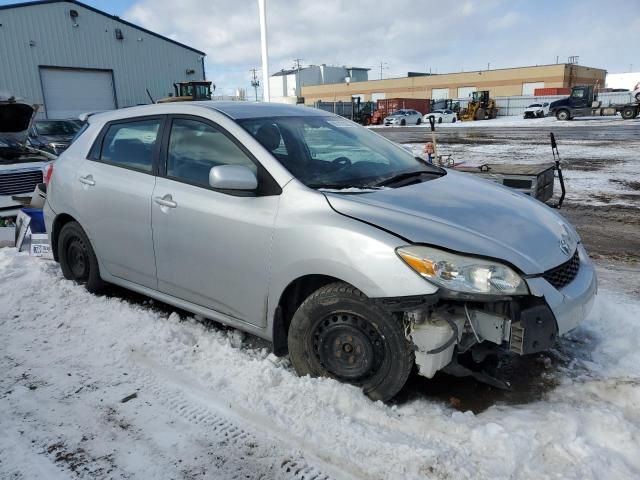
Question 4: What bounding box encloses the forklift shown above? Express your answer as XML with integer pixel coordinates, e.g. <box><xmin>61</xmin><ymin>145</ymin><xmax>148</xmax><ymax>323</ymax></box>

<box><xmin>157</xmin><ymin>81</ymin><xmax>214</xmax><ymax>103</ymax></box>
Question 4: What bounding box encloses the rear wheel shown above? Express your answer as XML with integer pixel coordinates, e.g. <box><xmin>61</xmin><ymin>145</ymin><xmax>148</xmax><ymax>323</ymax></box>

<box><xmin>556</xmin><ymin>109</ymin><xmax>570</xmax><ymax>121</ymax></box>
<box><xmin>621</xmin><ymin>106</ymin><xmax>637</xmax><ymax>120</ymax></box>
<box><xmin>474</xmin><ymin>107</ymin><xmax>486</xmax><ymax>120</ymax></box>
<box><xmin>416</xmin><ymin>118</ymin><xmax>421</xmax><ymax>125</ymax></box>
<box><xmin>288</xmin><ymin>282</ymin><xmax>414</xmax><ymax>402</ymax></box>
<box><xmin>58</xmin><ymin>221</ymin><xmax>105</xmax><ymax>293</ymax></box>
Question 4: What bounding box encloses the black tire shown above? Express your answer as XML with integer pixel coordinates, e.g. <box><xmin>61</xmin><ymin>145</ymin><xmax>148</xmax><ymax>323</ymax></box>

<box><xmin>438</xmin><ymin>117</ymin><xmax>443</xmax><ymax>124</ymax></box>
<box><xmin>452</xmin><ymin>117</ymin><xmax>456</xmax><ymax>123</ymax></box>
<box><xmin>400</xmin><ymin>119</ymin><xmax>406</xmax><ymax>126</ymax></box>
<box><xmin>556</xmin><ymin>109</ymin><xmax>570</xmax><ymax>121</ymax></box>
<box><xmin>288</xmin><ymin>282</ymin><xmax>414</xmax><ymax>402</ymax></box>
<box><xmin>621</xmin><ymin>107</ymin><xmax>637</xmax><ymax>120</ymax></box>
<box><xmin>635</xmin><ymin>92</ymin><xmax>640</xmax><ymax>102</ymax></box>
<box><xmin>416</xmin><ymin>118</ymin><xmax>421</xmax><ymax>125</ymax></box>
<box><xmin>58</xmin><ymin>221</ymin><xmax>106</xmax><ymax>293</ymax></box>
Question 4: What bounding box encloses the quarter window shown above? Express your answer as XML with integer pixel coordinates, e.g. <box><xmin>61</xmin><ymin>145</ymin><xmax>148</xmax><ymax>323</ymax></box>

<box><xmin>99</xmin><ymin>119</ymin><xmax>160</xmax><ymax>172</ymax></box>
<box><xmin>167</xmin><ymin>118</ymin><xmax>256</xmax><ymax>188</ymax></box>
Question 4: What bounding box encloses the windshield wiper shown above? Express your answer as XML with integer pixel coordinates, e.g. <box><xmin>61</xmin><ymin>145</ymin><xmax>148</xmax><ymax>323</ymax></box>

<box><xmin>374</xmin><ymin>170</ymin><xmax>433</xmax><ymax>187</ymax></box>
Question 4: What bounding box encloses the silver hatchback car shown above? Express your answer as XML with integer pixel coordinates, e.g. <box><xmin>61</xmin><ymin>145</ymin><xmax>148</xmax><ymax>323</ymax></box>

<box><xmin>44</xmin><ymin>102</ymin><xmax>596</xmax><ymax>401</ymax></box>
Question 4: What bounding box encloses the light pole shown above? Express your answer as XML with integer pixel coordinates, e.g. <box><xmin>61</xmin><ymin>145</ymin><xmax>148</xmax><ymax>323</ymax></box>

<box><xmin>258</xmin><ymin>0</ymin><xmax>270</xmax><ymax>102</ymax></box>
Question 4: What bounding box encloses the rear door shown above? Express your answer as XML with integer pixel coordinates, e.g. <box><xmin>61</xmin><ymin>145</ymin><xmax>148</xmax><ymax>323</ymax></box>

<box><xmin>75</xmin><ymin>116</ymin><xmax>164</xmax><ymax>288</ymax></box>
<box><xmin>151</xmin><ymin>115</ymin><xmax>281</xmax><ymax>326</ymax></box>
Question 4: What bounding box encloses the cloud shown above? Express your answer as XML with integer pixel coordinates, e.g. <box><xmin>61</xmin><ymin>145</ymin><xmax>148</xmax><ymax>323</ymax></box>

<box><xmin>124</xmin><ymin>0</ymin><xmax>639</xmax><ymax>93</ymax></box>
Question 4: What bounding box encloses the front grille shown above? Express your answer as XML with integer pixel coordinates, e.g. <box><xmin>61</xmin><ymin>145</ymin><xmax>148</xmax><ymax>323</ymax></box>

<box><xmin>543</xmin><ymin>249</ymin><xmax>580</xmax><ymax>289</ymax></box>
<box><xmin>0</xmin><ymin>170</ymin><xmax>43</xmax><ymax>195</ymax></box>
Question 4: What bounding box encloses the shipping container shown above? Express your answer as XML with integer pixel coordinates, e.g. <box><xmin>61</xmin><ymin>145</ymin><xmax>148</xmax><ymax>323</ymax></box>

<box><xmin>534</xmin><ymin>88</ymin><xmax>571</xmax><ymax>96</ymax></box>
<box><xmin>376</xmin><ymin>98</ymin><xmax>431</xmax><ymax>117</ymax></box>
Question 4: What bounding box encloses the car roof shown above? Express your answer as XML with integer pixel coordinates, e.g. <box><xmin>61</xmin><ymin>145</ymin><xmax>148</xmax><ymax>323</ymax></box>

<box><xmin>87</xmin><ymin>101</ymin><xmax>331</xmax><ymax>124</ymax></box>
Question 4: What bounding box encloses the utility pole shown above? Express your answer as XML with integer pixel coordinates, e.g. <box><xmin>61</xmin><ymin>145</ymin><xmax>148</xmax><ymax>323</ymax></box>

<box><xmin>293</xmin><ymin>58</ymin><xmax>303</xmax><ymax>99</ymax></box>
<box><xmin>258</xmin><ymin>0</ymin><xmax>270</xmax><ymax>101</ymax></box>
<box><xmin>379</xmin><ymin>62</ymin><xmax>389</xmax><ymax>80</ymax></box>
<box><xmin>250</xmin><ymin>68</ymin><xmax>260</xmax><ymax>101</ymax></box>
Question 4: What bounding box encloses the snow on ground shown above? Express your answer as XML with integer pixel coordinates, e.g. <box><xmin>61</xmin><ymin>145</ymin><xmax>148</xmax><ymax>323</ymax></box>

<box><xmin>369</xmin><ymin>115</ymin><xmax>640</xmax><ymax>129</ymax></box>
<box><xmin>404</xmin><ymin>140</ymin><xmax>640</xmax><ymax>209</ymax></box>
<box><xmin>1</xmin><ymin>249</ymin><xmax>640</xmax><ymax>479</ymax></box>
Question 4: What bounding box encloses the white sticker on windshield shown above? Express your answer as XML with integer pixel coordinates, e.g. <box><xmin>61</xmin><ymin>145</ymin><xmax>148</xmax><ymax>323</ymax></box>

<box><xmin>327</xmin><ymin>120</ymin><xmax>357</xmax><ymax>128</ymax></box>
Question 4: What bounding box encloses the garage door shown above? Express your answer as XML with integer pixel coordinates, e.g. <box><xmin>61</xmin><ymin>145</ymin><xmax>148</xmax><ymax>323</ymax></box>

<box><xmin>40</xmin><ymin>68</ymin><xmax>116</xmax><ymax>119</ymax></box>
<box><xmin>522</xmin><ymin>82</ymin><xmax>544</xmax><ymax>95</ymax></box>
<box><xmin>431</xmin><ymin>88</ymin><xmax>449</xmax><ymax>100</ymax></box>
<box><xmin>457</xmin><ymin>86</ymin><xmax>477</xmax><ymax>98</ymax></box>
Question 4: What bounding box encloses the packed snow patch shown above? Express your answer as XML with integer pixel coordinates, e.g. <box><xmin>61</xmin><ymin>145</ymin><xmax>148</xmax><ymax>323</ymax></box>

<box><xmin>1</xmin><ymin>249</ymin><xmax>639</xmax><ymax>479</ymax></box>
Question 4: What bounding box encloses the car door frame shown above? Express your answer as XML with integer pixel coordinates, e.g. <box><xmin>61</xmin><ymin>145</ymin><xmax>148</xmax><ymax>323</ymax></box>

<box><xmin>151</xmin><ymin>113</ymin><xmax>282</xmax><ymax>327</ymax></box>
<box><xmin>75</xmin><ymin>114</ymin><xmax>168</xmax><ymax>287</ymax></box>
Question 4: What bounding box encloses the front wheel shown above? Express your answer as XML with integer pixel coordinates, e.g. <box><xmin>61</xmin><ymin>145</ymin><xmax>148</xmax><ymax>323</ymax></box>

<box><xmin>416</xmin><ymin>118</ymin><xmax>421</xmax><ymax>125</ymax></box>
<box><xmin>555</xmin><ymin>109</ymin><xmax>570</xmax><ymax>121</ymax></box>
<box><xmin>400</xmin><ymin>119</ymin><xmax>406</xmax><ymax>126</ymax></box>
<box><xmin>58</xmin><ymin>221</ymin><xmax>106</xmax><ymax>293</ymax></box>
<box><xmin>288</xmin><ymin>283</ymin><xmax>414</xmax><ymax>402</ymax></box>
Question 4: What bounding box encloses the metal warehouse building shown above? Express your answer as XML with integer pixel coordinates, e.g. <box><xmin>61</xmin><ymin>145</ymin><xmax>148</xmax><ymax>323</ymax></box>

<box><xmin>0</xmin><ymin>0</ymin><xmax>205</xmax><ymax>118</ymax></box>
<box><xmin>301</xmin><ymin>64</ymin><xmax>607</xmax><ymax>104</ymax></box>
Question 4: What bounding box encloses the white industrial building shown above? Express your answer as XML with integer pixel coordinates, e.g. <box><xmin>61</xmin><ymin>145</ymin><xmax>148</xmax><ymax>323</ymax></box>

<box><xmin>0</xmin><ymin>0</ymin><xmax>206</xmax><ymax>118</ymax></box>
<box><xmin>269</xmin><ymin>64</ymin><xmax>369</xmax><ymax>104</ymax></box>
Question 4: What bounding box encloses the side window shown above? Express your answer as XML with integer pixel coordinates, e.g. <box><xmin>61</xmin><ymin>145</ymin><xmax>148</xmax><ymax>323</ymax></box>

<box><xmin>99</xmin><ymin>119</ymin><xmax>160</xmax><ymax>172</ymax></box>
<box><xmin>167</xmin><ymin>118</ymin><xmax>257</xmax><ymax>188</ymax></box>
<box><xmin>571</xmin><ymin>89</ymin><xmax>585</xmax><ymax>99</ymax></box>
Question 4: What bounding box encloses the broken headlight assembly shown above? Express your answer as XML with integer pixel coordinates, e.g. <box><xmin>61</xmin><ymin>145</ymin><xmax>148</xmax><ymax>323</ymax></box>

<box><xmin>397</xmin><ymin>245</ymin><xmax>529</xmax><ymax>295</ymax></box>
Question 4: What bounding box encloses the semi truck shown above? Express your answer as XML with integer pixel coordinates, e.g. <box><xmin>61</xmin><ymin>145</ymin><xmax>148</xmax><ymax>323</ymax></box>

<box><xmin>549</xmin><ymin>85</ymin><xmax>640</xmax><ymax>121</ymax></box>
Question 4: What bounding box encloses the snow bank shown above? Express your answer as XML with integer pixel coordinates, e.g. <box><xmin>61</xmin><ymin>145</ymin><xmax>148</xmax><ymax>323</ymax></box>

<box><xmin>1</xmin><ymin>250</ymin><xmax>639</xmax><ymax>479</ymax></box>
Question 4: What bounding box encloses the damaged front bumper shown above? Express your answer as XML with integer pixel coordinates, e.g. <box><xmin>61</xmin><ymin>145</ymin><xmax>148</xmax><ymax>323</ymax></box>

<box><xmin>383</xmin><ymin>243</ymin><xmax>597</xmax><ymax>379</ymax></box>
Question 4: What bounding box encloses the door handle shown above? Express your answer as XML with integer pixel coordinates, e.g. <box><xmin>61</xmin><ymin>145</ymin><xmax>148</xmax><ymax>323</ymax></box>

<box><xmin>78</xmin><ymin>175</ymin><xmax>95</xmax><ymax>186</ymax></box>
<box><xmin>154</xmin><ymin>195</ymin><xmax>177</xmax><ymax>208</ymax></box>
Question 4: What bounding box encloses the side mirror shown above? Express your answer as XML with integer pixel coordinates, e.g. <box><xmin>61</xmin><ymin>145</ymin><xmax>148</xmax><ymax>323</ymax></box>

<box><xmin>209</xmin><ymin>165</ymin><xmax>257</xmax><ymax>191</ymax></box>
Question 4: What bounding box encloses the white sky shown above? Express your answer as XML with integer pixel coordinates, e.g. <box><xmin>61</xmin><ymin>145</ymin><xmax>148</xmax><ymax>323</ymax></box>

<box><xmin>122</xmin><ymin>0</ymin><xmax>640</xmax><ymax>96</ymax></box>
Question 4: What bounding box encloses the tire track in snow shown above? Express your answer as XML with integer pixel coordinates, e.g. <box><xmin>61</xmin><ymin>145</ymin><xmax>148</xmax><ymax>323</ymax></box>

<box><xmin>130</xmin><ymin>351</ymin><xmax>336</xmax><ymax>480</ymax></box>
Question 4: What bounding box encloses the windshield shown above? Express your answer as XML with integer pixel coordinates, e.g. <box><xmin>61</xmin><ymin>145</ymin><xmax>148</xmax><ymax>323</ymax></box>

<box><xmin>35</xmin><ymin>120</ymin><xmax>80</xmax><ymax>136</ymax></box>
<box><xmin>239</xmin><ymin>115</ymin><xmax>443</xmax><ymax>189</ymax></box>
<box><xmin>390</xmin><ymin>110</ymin><xmax>406</xmax><ymax>116</ymax></box>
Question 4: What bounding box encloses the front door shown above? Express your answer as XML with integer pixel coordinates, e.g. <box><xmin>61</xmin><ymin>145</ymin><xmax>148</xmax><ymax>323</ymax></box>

<box><xmin>568</xmin><ymin>87</ymin><xmax>591</xmax><ymax>116</ymax></box>
<box><xmin>76</xmin><ymin>116</ymin><xmax>163</xmax><ymax>288</ymax></box>
<box><xmin>151</xmin><ymin>116</ymin><xmax>280</xmax><ymax>327</ymax></box>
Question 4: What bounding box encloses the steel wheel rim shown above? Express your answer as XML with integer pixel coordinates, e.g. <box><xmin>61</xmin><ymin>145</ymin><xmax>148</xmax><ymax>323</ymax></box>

<box><xmin>312</xmin><ymin>313</ymin><xmax>384</xmax><ymax>381</ymax></box>
<box><xmin>67</xmin><ymin>238</ymin><xmax>88</xmax><ymax>279</ymax></box>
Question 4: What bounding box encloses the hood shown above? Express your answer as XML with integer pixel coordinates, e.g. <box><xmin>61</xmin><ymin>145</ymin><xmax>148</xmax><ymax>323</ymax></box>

<box><xmin>324</xmin><ymin>170</ymin><xmax>578</xmax><ymax>275</ymax></box>
<box><xmin>35</xmin><ymin>133</ymin><xmax>74</xmax><ymax>143</ymax></box>
<box><xmin>0</xmin><ymin>99</ymin><xmax>38</xmax><ymax>145</ymax></box>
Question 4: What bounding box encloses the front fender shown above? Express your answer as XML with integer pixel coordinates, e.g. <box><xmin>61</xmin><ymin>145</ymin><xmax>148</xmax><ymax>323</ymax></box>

<box><xmin>266</xmin><ymin>185</ymin><xmax>437</xmax><ymax>328</ymax></box>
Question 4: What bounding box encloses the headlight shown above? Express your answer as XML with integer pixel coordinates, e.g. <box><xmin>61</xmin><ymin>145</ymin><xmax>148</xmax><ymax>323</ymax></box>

<box><xmin>397</xmin><ymin>245</ymin><xmax>528</xmax><ymax>295</ymax></box>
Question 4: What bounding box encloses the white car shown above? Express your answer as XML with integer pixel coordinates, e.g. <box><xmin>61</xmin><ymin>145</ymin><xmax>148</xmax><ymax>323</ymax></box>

<box><xmin>523</xmin><ymin>102</ymin><xmax>550</xmax><ymax>119</ymax></box>
<box><xmin>423</xmin><ymin>109</ymin><xmax>457</xmax><ymax>124</ymax></box>
<box><xmin>383</xmin><ymin>109</ymin><xmax>422</xmax><ymax>126</ymax></box>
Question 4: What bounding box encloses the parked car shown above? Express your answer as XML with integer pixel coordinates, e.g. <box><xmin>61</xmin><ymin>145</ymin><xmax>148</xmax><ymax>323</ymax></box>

<box><xmin>523</xmin><ymin>102</ymin><xmax>550</xmax><ymax>119</ymax></box>
<box><xmin>423</xmin><ymin>109</ymin><xmax>457</xmax><ymax>124</ymax></box>
<box><xmin>0</xmin><ymin>96</ymin><xmax>53</xmax><ymax>218</ymax></box>
<box><xmin>45</xmin><ymin>102</ymin><xmax>597</xmax><ymax>401</ymax></box>
<box><xmin>28</xmin><ymin>119</ymin><xmax>82</xmax><ymax>155</ymax></box>
<box><xmin>383</xmin><ymin>109</ymin><xmax>422</xmax><ymax>126</ymax></box>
